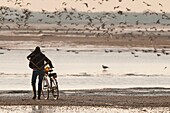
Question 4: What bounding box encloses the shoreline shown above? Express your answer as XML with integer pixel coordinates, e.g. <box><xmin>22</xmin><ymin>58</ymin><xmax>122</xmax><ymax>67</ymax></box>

<box><xmin>0</xmin><ymin>35</ymin><xmax>170</xmax><ymax>48</ymax></box>
<box><xmin>1</xmin><ymin>88</ymin><xmax>170</xmax><ymax>107</ymax></box>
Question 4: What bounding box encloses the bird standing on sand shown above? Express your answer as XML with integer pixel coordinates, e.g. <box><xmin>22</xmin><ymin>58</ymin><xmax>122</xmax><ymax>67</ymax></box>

<box><xmin>102</xmin><ymin>65</ymin><xmax>109</xmax><ymax>70</ymax></box>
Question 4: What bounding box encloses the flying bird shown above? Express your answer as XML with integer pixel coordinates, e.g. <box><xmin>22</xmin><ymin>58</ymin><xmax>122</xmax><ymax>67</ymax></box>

<box><xmin>117</xmin><ymin>10</ymin><xmax>123</xmax><ymax>15</ymax></box>
<box><xmin>159</xmin><ymin>3</ymin><xmax>163</xmax><ymax>7</ymax></box>
<box><xmin>114</xmin><ymin>6</ymin><xmax>120</xmax><ymax>10</ymax></box>
<box><xmin>126</xmin><ymin>8</ymin><xmax>131</xmax><ymax>11</ymax></box>
<box><xmin>102</xmin><ymin>65</ymin><xmax>109</xmax><ymax>70</ymax></box>
<box><xmin>156</xmin><ymin>19</ymin><xmax>160</xmax><ymax>24</ymax></box>
<box><xmin>143</xmin><ymin>1</ymin><xmax>151</xmax><ymax>6</ymax></box>
<box><xmin>83</xmin><ymin>3</ymin><xmax>88</xmax><ymax>8</ymax></box>
<box><xmin>26</xmin><ymin>2</ymin><xmax>31</xmax><ymax>6</ymax></box>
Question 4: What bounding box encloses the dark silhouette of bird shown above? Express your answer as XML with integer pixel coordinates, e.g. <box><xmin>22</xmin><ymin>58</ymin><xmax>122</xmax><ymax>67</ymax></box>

<box><xmin>157</xmin><ymin>54</ymin><xmax>161</xmax><ymax>56</ymax></box>
<box><xmin>164</xmin><ymin>67</ymin><xmax>167</xmax><ymax>70</ymax></box>
<box><xmin>126</xmin><ymin>8</ymin><xmax>131</xmax><ymax>11</ymax></box>
<box><xmin>26</xmin><ymin>2</ymin><xmax>31</xmax><ymax>6</ymax></box>
<box><xmin>102</xmin><ymin>65</ymin><xmax>109</xmax><ymax>70</ymax></box>
<box><xmin>83</xmin><ymin>3</ymin><xmax>88</xmax><ymax>8</ymax></box>
<box><xmin>156</xmin><ymin>19</ymin><xmax>160</xmax><ymax>24</ymax></box>
<box><xmin>143</xmin><ymin>1</ymin><xmax>151</xmax><ymax>6</ymax></box>
<box><xmin>62</xmin><ymin>2</ymin><xmax>67</xmax><ymax>6</ymax></box>
<box><xmin>114</xmin><ymin>6</ymin><xmax>120</xmax><ymax>10</ymax></box>
<box><xmin>117</xmin><ymin>11</ymin><xmax>123</xmax><ymax>15</ymax></box>
<box><xmin>159</xmin><ymin>3</ymin><xmax>163</xmax><ymax>7</ymax></box>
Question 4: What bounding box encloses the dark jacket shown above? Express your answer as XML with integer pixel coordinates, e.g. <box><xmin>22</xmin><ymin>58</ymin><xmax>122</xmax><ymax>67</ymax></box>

<box><xmin>27</xmin><ymin>51</ymin><xmax>53</xmax><ymax>70</ymax></box>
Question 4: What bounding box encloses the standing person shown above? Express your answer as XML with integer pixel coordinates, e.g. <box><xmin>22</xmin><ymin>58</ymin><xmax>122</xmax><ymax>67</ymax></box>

<box><xmin>27</xmin><ymin>46</ymin><xmax>54</xmax><ymax>100</ymax></box>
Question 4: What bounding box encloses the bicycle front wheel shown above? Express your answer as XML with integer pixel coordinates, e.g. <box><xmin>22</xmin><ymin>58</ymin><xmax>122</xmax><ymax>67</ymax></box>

<box><xmin>42</xmin><ymin>76</ymin><xmax>49</xmax><ymax>99</ymax></box>
<box><xmin>51</xmin><ymin>78</ymin><xmax>59</xmax><ymax>100</ymax></box>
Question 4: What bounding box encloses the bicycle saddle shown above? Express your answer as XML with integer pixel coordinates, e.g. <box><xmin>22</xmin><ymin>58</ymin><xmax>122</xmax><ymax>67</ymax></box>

<box><xmin>49</xmin><ymin>69</ymin><xmax>53</xmax><ymax>72</ymax></box>
<box><xmin>49</xmin><ymin>73</ymin><xmax>57</xmax><ymax>77</ymax></box>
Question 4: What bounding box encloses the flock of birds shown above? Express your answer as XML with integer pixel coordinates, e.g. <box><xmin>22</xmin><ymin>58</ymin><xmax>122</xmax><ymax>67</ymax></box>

<box><xmin>0</xmin><ymin>0</ymin><xmax>169</xmax><ymax>30</ymax></box>
<box><xmin>0</xmin><ymin>0</ymin><xmax>170</xmax><ymax>71</ymax></box>
<box><xmin>0</xmin><ymin>0</ymin><xmax>169</xmax><ymax>44</ymax></box>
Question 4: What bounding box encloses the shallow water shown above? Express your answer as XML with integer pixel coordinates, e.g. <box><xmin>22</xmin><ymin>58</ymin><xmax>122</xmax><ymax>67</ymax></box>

<box><xmin>0</xmin><ymin>44</ymin><xmax>170</xmax><ymax>91</ymax></box>
<box><xmin>0</xmin><ymin>44</ymin><xmax>170</xmax><ymax>75</ymax></box>
<box><xmin>0</xmin><ymin>105</ymin><xmax>170</xmax><ymax>113</ymax></box>
<box><xmin>1</xmin><ymin>74</ymin><xmax>170</xmax><ymax>91</ymax></box>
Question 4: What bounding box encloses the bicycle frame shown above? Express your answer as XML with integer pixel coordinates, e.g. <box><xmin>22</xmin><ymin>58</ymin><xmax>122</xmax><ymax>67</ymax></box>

<box><xmin>42</xmin><ymin>69</ymin><xmax>59</xmax><ymax>100</ymax></box>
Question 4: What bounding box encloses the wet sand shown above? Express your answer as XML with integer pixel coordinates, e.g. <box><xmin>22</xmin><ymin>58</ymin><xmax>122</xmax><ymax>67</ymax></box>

<box><xmin>1</xmin><ymin>35</ymin><xmax>170</xmax><ymax>108</ymax></box>
<box><xmin>0</xmin><ymin>88</ymin><xmax>170</xmax><ymax>107</ymax></box>
<box><xmin>0</xmin><ymin>35</ymin><xmax>170</xmax><ymax>48</ymax></box>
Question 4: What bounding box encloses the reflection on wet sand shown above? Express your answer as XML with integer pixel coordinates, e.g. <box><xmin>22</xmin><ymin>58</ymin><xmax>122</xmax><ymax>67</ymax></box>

<box><xmin>0</xmin><ymin>106</ymin><xmax>170</xmax><ymax>113</ymax></box>
<box><xmin>32</xmin><ymin>105</ymin><xmax>43</xmax><ymax>113</ymax></box>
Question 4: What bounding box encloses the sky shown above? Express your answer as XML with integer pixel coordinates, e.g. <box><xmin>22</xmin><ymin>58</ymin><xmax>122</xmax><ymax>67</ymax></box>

<box><xmin>0</xmin><ymin>0</ymin><xmax>170</xmax><ymax>13</ymax></box>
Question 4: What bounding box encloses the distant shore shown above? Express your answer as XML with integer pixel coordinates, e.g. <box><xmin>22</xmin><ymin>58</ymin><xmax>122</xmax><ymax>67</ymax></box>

<box><xmin>1</xmin><ymin>88</ymin><xmax>170</xmax><ymax>107</ymax></box>
<box><xmin>0</xmin><ymin>34</ymin><xmax>170</xmax><ymax>48</ymax></box>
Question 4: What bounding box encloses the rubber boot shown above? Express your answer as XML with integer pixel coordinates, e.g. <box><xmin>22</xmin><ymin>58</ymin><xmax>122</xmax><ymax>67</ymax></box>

<box><xmin>38</xmin><ymin>89</ymin><xmax>41</xmax><ymax>100</ymax></box>
<box><xmin>32</xmin><ymin>86</ymin><xmax>36</xmax><ymax>99</ymax></box>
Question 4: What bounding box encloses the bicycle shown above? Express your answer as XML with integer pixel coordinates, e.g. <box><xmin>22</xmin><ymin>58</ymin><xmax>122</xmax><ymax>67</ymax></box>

<box><xmin>42</xmin><ymin>67</ymin><xmax>59</xmax><ymax>100</ymax></box>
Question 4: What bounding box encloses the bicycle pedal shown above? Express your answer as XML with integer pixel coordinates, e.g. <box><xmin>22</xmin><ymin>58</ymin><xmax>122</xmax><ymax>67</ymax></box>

<box><xmin>44</xmin><ymin>85</ymin><xmax>48</xmax><ymax>87</ymax></box>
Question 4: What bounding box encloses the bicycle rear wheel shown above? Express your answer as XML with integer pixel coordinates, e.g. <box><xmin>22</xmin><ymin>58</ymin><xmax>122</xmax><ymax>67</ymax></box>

<box><xmin>51</xmin><ymin>78</ymin><xmax>59</xmax><ymax>100</ymax></box>
<box><xmin>42</xmin><ymin>76</ymin><xmax>49</xmax><ymax>99</ymax></box>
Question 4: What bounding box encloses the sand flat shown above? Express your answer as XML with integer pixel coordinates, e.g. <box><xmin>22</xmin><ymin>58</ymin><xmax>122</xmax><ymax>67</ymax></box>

<box><xmin>0</xmin><ymin>35</ymin><xmax>170</xmax><ymax>48</ymax></box>
<box><xmin>1</xmin><ymin>34</ymin><xmax>170</xmax><ymax>108</ymax></box>
<box><xmin>0</xmin><ymin>88</ymin><xmax>170</xmax><ymax>107</ymax></box>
